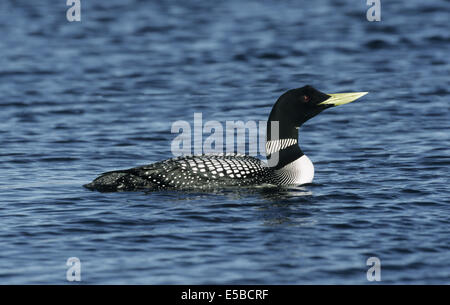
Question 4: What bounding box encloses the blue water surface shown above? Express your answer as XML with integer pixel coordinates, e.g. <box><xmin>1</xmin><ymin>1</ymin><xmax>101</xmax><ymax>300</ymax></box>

<box><xmin>0</xmin><ymin>0</ymin><xmax>449</xmax><ymax>284</ymax></box>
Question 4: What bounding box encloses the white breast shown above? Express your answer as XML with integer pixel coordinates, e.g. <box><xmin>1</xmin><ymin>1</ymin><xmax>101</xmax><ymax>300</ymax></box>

<box><xmin>275</xmin><ymin>155</ymin><xmax>315</xmax><ymax>185</ymax></box>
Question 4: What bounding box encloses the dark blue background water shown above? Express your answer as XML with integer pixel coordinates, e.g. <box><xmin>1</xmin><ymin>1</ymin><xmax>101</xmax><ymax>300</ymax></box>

<box><xmin>0</xmin><ymin>0</ymin><xmax>449</xmax><ymax>284</ymax></box>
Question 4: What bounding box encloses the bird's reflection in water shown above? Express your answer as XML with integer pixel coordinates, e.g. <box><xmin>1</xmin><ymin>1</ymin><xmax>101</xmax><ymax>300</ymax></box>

<box><xmin>200</xmin><ymin>184</ymin><xmax>319</xmax><ymax>227</ymax></box>
<box><xmin>255</xmin><ymin>185</ymin><xmax>319</xmax><ymax>227</ymax></box>
<box><xmin>143</xmin><ymin>184</ymin><xmax>320</xmax><ymax>227</ymax></box>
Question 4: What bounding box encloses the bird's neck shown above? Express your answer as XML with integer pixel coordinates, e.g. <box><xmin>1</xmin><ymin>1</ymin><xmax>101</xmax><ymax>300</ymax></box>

<box><xmin>266</xmin><ymin>120</ymin><xmax>304</xmax><ymax>169</ymax></box>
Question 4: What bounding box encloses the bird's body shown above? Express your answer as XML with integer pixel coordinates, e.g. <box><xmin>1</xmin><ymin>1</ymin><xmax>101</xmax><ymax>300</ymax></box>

<box><xmin>84</xmin><ymin>153</ymin><xmax>315</xmax><ymax>192</ymax></box>
<box><xmin>84</xmin><ymin>86</ymin><xmax>367</xmax><ymax>192</ymax></box>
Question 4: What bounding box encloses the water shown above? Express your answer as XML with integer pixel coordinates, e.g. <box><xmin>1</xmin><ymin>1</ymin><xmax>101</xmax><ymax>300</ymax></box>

<box><xmin>0</xmin><ymin>0</ymin><xmax>449</xmax><ymax>284</ymax></box>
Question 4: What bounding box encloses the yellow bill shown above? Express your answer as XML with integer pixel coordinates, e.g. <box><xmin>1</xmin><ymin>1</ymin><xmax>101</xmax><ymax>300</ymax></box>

<box><xmin>319</xmin><ymin>92</ymin><xmax>368</xmax><ymax>106</ymax></box>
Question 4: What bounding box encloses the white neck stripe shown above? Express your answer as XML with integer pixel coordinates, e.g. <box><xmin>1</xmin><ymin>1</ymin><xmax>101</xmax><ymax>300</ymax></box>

<box><xmin>266</xmin><ymin>138</ymin><xmax>297</xmax><ymax>155</ymax></box>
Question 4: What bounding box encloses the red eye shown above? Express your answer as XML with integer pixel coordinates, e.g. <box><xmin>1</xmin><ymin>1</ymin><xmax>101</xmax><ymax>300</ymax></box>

<box><xmin>303</xmin><ymin>95</ymin><xmax>310</xmax><ymax>102</ymax></box>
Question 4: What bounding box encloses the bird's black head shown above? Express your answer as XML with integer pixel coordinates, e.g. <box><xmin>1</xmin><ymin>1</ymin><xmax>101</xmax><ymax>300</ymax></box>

<box><xmin>267</xmin><ymin>85</ymin><xmax>367</xmax><ymax>141</ymax></box>
<box><xmin>269</xmin><ymin>85</ymin><xmax>331</xmax><ymax>128</ymax></box>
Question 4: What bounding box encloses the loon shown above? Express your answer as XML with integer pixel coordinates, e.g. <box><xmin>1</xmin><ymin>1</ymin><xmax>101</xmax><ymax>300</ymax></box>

<box><xmin>84</xmin><ymin>85</ymin><xmax>367</xmax><ymax>192</ymax></box>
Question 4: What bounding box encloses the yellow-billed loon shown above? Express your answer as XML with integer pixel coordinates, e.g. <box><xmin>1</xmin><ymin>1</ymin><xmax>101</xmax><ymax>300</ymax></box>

<box><xmin>84</xmin><ymin>85</ymin><xmax>367</xmax><ymax>192</ymax></box>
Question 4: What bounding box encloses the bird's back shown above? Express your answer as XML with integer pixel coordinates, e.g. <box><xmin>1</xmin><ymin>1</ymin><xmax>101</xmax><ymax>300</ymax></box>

<box><xmin>84</xmin><ymin>154</ymin><xmax>273</xmax><ymax>192</ymax></box>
